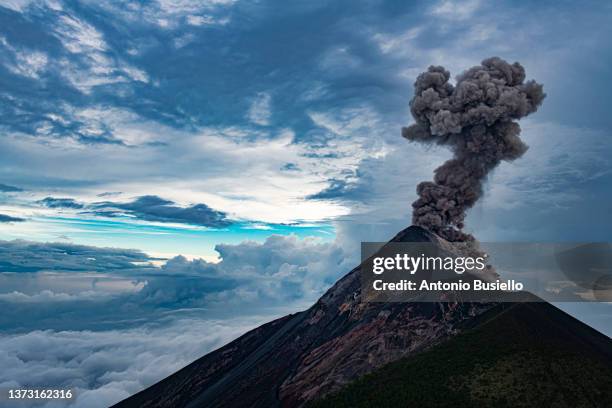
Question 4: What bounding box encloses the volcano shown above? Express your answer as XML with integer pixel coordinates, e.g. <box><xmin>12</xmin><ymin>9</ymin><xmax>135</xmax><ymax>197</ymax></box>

<box><xmin>114</xmin><ymin>226</ymin><xmax>612</xmax><ymax>408</ymax></box>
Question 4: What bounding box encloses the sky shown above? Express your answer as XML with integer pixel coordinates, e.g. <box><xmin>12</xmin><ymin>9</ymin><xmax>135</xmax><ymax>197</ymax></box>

<box><xmin>1</xmin><ymin>0</ymin><xmax>612</xmax><ymax>406</ymax></box>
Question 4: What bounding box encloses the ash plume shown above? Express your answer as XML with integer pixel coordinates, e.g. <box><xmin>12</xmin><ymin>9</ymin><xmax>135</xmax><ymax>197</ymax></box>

<box><xmin>403</xmin><ymin>57</ymin><xmax>545</xmax><ymax>242</ymax></box>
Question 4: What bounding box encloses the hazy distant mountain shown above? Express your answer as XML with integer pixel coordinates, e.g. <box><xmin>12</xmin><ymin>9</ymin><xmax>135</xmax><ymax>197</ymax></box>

<box><xmin>114</xmin><ymin>226</ymin><xmax>612</xmax><ymax>407</ymax></box>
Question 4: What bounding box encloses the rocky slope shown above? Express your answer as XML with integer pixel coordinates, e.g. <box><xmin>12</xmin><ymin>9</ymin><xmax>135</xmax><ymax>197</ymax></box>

<box><xmin>311</xmin><ymin>301</ymin><xmax>612</xmax><ymax>407</ymax></box>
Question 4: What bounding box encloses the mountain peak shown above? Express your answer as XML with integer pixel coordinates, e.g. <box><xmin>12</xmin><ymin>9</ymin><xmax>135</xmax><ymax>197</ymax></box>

<box><xmin>114</xmin><ymin>226</ymin><xmax>612</xmax><ymax>408</ymax></box>
<box><xmin>389</xmin><ymin>225</ymin><xmax>440</xmax><ymax>243</ymax></box>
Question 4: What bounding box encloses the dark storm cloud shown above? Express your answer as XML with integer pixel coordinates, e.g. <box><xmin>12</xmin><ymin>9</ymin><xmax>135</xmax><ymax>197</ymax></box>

<box><xmin>402</xmin><ymin>57</ymin><xmax>545</xmax><ymax>242</ymax></box>
<box><xmin>92</xmin><ymin>195</ymin><xmax>233</xmax><ymax>228</ymax></box>
<box><xmin>0</xmin><ymin>214</ymin><xmax>24</xmax><ymax>222</ymax></box>
<box><xmin>0</xmin><ymin>240</ymin><xmax>153</xmax><ymax>273</ymax></box>
<box><xmin>38</xmin><ymin>196</ymin><xmax>84</xmax><ymax>209</ymax></box>
<box><xmin>0</xmin><ymin>183</ymin><xmax>22</xmax><ymax>192</ymax></box>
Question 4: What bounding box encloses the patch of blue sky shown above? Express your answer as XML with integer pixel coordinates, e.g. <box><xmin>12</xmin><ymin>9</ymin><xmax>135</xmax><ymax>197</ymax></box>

<box><xmin>0</xmin><ymin>215</ymin><xmax>335</xmax><ymax>260</ymax></box>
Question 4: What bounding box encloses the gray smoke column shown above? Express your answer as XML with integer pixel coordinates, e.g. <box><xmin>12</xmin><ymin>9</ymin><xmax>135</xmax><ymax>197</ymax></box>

<box><xmin>402</xmin><ymin>57</ymin><xmax>545</xmax><ymax>242</ymax></box>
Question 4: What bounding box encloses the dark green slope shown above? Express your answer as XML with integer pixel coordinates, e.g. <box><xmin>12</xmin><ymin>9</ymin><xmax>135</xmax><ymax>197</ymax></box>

<box><xmin>310</xmin><ymin>302</ymin><xmax>612</xmax><ymax>408</ymax></box>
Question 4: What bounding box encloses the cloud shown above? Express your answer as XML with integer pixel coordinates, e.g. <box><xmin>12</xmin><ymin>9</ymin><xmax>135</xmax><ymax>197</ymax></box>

<box><xmin>54</xmin><ymin>14</ymin><xmax>106</xmax><ymax>54</ymax></box>
<box><xmin>0</xmin><ymin>315</ymin><xmax>270</xmax><ymax>408</ymax></box>
<box><xmin>96</xmin><ymin>191</ymin><xmax>121</xmax><ymax>197</ymax></box>
<box><xmin>186</xmin><ymin>14</ymin><xmax>228</xmax><ymax>26</ymax></box>
<box><xmin>0</xmin><ymin>183</ymin><xmax>22</xmax><ymax>192</ymax></box>
<box><xmin>53</xmin><ymin>105</ymin><xmax>172</xmax><ymax>145</ymax></box>
<box><xmin>429</xmin><ymin>0</ymin><xmax>482</xmax><ymax>21</ymax></box>
<box><xmin>50</xmin><ymin>14</ymin><xmax>148</xmax><ymax>92</ymax></box>
<box><xmin>38</xmin><ymin>197</ymin><xmax>84</xmax><ymax>209</ymax></box>
<box><xmin>90</xmin><ymin>0</ymin><xmax>236</xmax><ymax>29</ymax></box>
<box><xmin>92</xmin><ymin>195</ymin><xmax>233</xmax><ymax>228</ymax></box>
<box><xmin>0</xmin><ymin>289</ymin><xmax>115</xmax><ymax>303</ymax></box>
<box><xmin>0</xmin><ymin>0</ymin><xmax>36</xmax><ymax>12</ymax></box>
<box><xmin>0</xmin><ymin>103</ymin><xmax>372</xmax><ymax>223</ymax></box>
<box><xmin>0</xmin><ymin>239</ymin><xmax>153</xmax><ymax>273</ymax></box>
<box><xmin>481</xmin><ymin>121</ymin><xmax>611</xmax><ymax>211</ymax></box>
<box><xmin>0</xmin><ymin>233</ymin><xmax>347</xmax><ymax>321</ymax></box>
<box><xmin>247</xmin><ymin>92</ymin><xmax>272</xmax><ymax>126</ymax></box>
<box><xmin>281</xmin><ymin>163</ymin><xmax>299</xmax><ymax>171</ymax></box>
<box><xmin>464</xmin><ymin>121</ymin><xmax>612</xmax><ymax>242</ymax></box>
<box><xmin>143</xmin><ymin>233</ymin><xmax>351</xmax><ymax>308</ymax></box>
<box><xmin>0</xmin><ymin>0</ymin><xmax>608</xmax><ymax>242</ymax></box>
<box><xmin>306</xmin><ymin>174</ymin><xmax>371</xmax><ymax>202</ymax></box>
<box><xmin>0</xmin><ymin>39</ymin><xmax>48</xmax><ymax>79</ymax></box>
<box><xmin>0</xmin><ymin>232</ymin><xmax>346</xmax><ymax>405</ymax></box>
<box><xmin>0</xmin><ymin>214</ymin><xmax>25</xmax><ymax>222</ymax></box>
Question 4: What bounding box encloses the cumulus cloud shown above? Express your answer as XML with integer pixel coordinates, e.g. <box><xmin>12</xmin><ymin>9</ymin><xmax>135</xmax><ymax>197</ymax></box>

<box><xmin>130</xmin><ymin>234</ymin><xmax>350</xmax><ymax>310</ymax></box>
<box><xmin>0</xmin><ymin>234</ymin><xmax>347</xmax><ymax>324</ymax></box>
<box><xmin>214</xmin><ymin>234</ymin><xmax>347</xmax><ymax>282</ymax></box>
<box><xmin>92</xmin><ymin>195</ymin><xmax>233</xmax><ymax>228</ymax></box>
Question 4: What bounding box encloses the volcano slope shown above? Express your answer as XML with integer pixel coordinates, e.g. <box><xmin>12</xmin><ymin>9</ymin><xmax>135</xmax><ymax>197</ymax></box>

<box><xmin>114</xmin><ymin>226</ymin><xmax>612</xmax><ymax>408</ymax></box>
<box><xmin>310</xmin><ymin>300</ymin><xmax>612</xmax><ymax>408</ymax></box>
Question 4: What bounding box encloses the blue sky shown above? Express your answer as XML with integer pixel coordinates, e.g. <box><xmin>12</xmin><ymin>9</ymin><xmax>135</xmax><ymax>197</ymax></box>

<box><xmin>1</xmin><ymin>0</ymin><xmax>612</xmax><ymax>406</ymax></box>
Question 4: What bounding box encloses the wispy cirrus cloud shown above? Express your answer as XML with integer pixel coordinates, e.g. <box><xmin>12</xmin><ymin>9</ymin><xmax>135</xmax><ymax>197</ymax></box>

<box><xmin>50</xmin><ymin>13</ymin><xmax>148</xmax><ymax>92</ymax></box>
<box><xmin>0</xmin><ymin>36</ymin><xmax>48</xmax><ymax>79</ymax></box>
<box><xmin>247</xmin><ymin>92</ymin><xmax>272</xmax><ymax>126</ymax></box>
<box><xmin>429</xmin><ymin>0</ymin><xmax>482</xmax><ymax>21</ymax></box>
<box><xmin>88</xmin><ymin>0</ymin><xmax>236</xmax><ymax>29</ymax></box>
<box><xmin>0</xmin><ymin>0</ymin><xmax>39</xmax><ymax>13</ymax></box>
